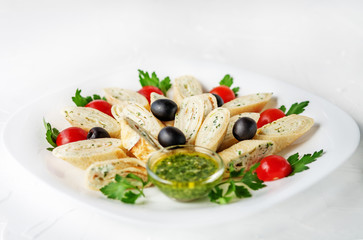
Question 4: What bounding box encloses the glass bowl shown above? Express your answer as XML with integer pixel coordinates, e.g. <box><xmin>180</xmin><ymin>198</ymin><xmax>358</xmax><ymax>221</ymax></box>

<box><xmin>146</xmin><ymin>145</ymin><xmax>225</xmax><ymax>202</ymax></box>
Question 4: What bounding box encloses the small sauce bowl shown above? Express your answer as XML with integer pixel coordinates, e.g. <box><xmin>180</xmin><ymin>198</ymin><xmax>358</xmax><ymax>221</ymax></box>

<box><xmin>147</xmin><ymin>145</ymin><xmax>225</xmax><ymax>202</ymax></box>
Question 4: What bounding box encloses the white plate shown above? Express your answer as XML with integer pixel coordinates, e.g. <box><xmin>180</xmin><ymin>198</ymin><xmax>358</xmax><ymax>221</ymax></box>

<box><xmin>2</xmin><ymin>60</ymin><xmax>360</xmax><ymax>227</ymax></box>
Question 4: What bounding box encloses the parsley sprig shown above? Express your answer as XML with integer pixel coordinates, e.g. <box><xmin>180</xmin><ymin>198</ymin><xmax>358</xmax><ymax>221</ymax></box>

<box><xmin>279</xmin><ymin>101</ymin><xmax>309</xmax><ymax>115</ymax></box>
<box><xmin>219</xmin><ymin>74</ymin><xmax>240</xmax><ymax>96</ymax></box>
<box><xmin>43</xmin><ymin>119</ymin><xmax>59</xmax><ymax>151</ymax></box>
<box><xmin>72</xmin><ymin>89</ymin><xmax>106</xmax><ymax>107</ymax></box>
<box><xmin>208</xmin><ymin>163</ymin><xmax>266</xmax><ymax>204</ymax></box>
<box><xmin>100</xmin><ymin>174</ymin><xmax>149</xmax><ymax>204</ymax></box>
<box><xmin>138</xmin><ymin>70</ymin><xmax>172</xmax><ymax>95</ymax></box>
<box><xmin>288</xmin><ymin>149</ymin><xmax>324</xmax><ymax>176</ymax></box>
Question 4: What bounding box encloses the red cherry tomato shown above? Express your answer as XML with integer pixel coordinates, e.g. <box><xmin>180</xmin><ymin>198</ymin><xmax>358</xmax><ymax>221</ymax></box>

<box><xmin>137</xmin><ymin>86</ymin><xmax>163</xmax><ymax>103</ymax></box>
<box><xmin>209</xmin><ymin>86</ymin><xmax>235</xmax><ymax>103</ymax></box>
<box><xmin>256</xmin><ymin>155</ymin><xmax>292</xmax><ymax>181</ymax></box>
<box><xmin>85</xmin><ymin>100</ymin><xmax>113</xmax><ymax>117</ymax></box>
<box><xmin>56</xmin><ymin>127</ymin><xmax>88</xmax><ymax>146</ymax></box>
<box><xmin>257</xmin><ymin>108</ymin><xmax>286</xmax><ymax>128</ymax></box>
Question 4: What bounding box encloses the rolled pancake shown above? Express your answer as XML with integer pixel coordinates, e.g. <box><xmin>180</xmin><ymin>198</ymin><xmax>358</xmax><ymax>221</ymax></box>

<box><xmin>218</xmin><ymin>139</ymin><xmax>275</xmax><ymax>172</ymax></box>
<box><xmin>222</xmin><ymin>93</ymin><xmax>272</xmax><ymax>116</ymax></box>
<box><xmin>52</xmin><ymin>138</ymin><xmax>127</xmax><ymax>170</ymax></box>
<box><xmin>86</xmin><ymin>158</ymin><xmax>148</xmax><ymax>190</ymax></box>
<box><xmin>62</xmin><ymin>106</ymin><xmax>121</xmax><ymax>138</ymax></box>
<box><xmin>254</xmin><ymin>114</ymin><xmax>314</xmax><ymax>154</ymax></box>
<box><xmin>195</xmin><ymin>108</ymin><xmax>230</xmax><ymax>151</ymax></box>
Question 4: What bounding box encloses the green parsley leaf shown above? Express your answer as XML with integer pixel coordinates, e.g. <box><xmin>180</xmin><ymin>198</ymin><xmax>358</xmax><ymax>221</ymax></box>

<box><xmin>71</xmin><ymin>88</ymin><xmax>106</xmax><ymax>107</ymax></box>
<box><xmin>208</xmin><ymin>185</ymin><xmax>224</xmax><ymax>203</ymax></box>
<box><xmin>232</xmin><ymin>87</ymin><xmax>240</xmax><ymax>97</ymax></box>
<box><xmin>241</xmin><ymin>170</ymin><xmax>266</xmax><ymax>190</ymax></box>
<box><xmin>219</xmin><ymin>74</ymin><xmax>233</xmax><ymax>87</ymax></box>
<box><xmin>138</xmin><ymin>70</ymin><xmax>172</xmax><ymax>95</ymax></box>
<box><xmin>218</xmin><ymin>74</ymin><xmax>240</xmax><ymax>96</ymax></box>
<box><xmin>288</xmin><ymin>150</ymin><xmax>324</xmax><ymax>176</ymax></box>
<box><xmin>279</xmin><ymin>105</ymin><xmax>287</xmax><ymax>113</ymax></box>
<box><xmin>208</xmin><ymin>184</ymin><xmax>234</xmax><ymax>204</ymax></box>
<box><xmin>138</xmin><ymin>70</ymin><xmax>159</xmax><ymax>87</ymax></box>
<box><xmin>122</xmin><ymin>191</ymin><xmax>142</xmax><ymax>204</ymax></box>
<box><xmin>100</xmin><ymin>174</ymin><xmax>148</xmax><ymax>204</ymax></box>
<box><xmin>234</xmin><ymin>185</ymin><xmax>251</xmax><ymax>198</ymax></box>
<box><xmin>208</xmin><ymin>163</ymin><xmax>265</xmax><ymax>204</ymax></box>
<box><xmin>159</xmin><ymin>77</ymin><xmax>172</xmax><ymax>95</ymax></box>
<box><xmin>279</xmin><ymin>101</ymin><xmax>309</xmax><ymax>115</ymax></box>
<box><xmin>43</xmin><ymin>118</ymin><xmax>59</xmax><ymax>151</ymax></box>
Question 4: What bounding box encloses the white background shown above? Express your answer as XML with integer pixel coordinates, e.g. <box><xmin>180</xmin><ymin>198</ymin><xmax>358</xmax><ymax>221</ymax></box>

<box><xmin>1</xmin><ymin>1</ymin><xmax>362</xmax><ymax>239</ymax></box>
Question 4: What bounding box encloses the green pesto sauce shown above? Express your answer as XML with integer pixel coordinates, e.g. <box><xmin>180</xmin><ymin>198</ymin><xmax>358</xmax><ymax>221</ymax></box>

<box><xmin>150</xmin><ymin>151</ymin><xmax>221</xmax><ymax>201</ymax></box>
<box><xmin>153</xmin><ymin>152</ymin><xmax>218</xmax><ymax>182</ymax></box>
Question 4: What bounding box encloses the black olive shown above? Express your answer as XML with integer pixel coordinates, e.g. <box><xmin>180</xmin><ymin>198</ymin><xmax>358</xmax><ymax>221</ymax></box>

<box><xmin>212</xmin><ymin>93</ymin><xmax>224</xmax><ymax>107</ymax></box>
<box><xmin>232</xmin><ymin>117</ymin><xmax>257</xmax><ymax>141</ymax></box>
<box><xmin>151</xmin><ymin>99</ymin><xmax>178</xmax><ymax>121</ymax></box>
<box><xmin>87</xmin><ymin>127</ymin><xmax>111</xmax><ymax>139</ymax></box>
<box><xmin>158</xmin><ymin>126</ymin><xmax>186</xmax><ymax>147</ymax></box>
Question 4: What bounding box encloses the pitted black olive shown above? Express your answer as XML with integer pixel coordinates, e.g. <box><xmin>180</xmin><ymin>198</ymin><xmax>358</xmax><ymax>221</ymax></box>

<box><xmin>151</xmin><ymin>99</ymin><xmax>178</xmax><ymax>121</ymax></box>
<box><xmin>87</xmin><ymin>127</ymin><xmax>111</xmax><ymax>139</ymax></box>
<box><xmin>232</xmin><ymin>117</ymin><xmax>257</xmax><ymax>141</ymax></box>
<box><xmin>158</xmin><ymin>126</ymin><xmax>186</xmax><ymax>147</ymax></box>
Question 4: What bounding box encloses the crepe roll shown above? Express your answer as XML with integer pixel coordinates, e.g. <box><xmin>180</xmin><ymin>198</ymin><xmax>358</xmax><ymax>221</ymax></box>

<box><xmin>116</xmin><ymin>115</ymin><xmax>156</xmax><ymax>162</ymax></box>
<box><xmin>86</xmin><ymin>158</ymin><xmax>148</xmax><ymax>190</ymax></box>
<box><xmin>218</xmin><ymin>112</ymin><xmax>260</xmax><ymax>151</ymax></box>
<box><xmin>195</xmin><ymin>108</ymin><xmax>230</xmax><ymax>151</ymax></box>
<box><xmin>53</xmin><ymin>139</ymin><xmax>127</xmax><ymax>170</ymax></box>
<box><xmin>222</xmin><ymin>93</ymin><xmax>272</xmax><ymax>116</ymax></box>
<box><xmin>198</xmin><ymin>93</ymin><xmax>218</xmax><ymax>118</ymax></box>
<box><xmin>254</xmin><ymin>114</ymin><xmax>314</xmax><ymax>154</ymax></box>
<box><xmin>174</xmin><ymin>95</ymin><xmax>205</xmax><ymax>144</ymax></box>
<box><xmin>218</xmin><ymin>140</ymin><xmax>275</xmax><ymax>172</ymax></box>
<box><xmin>111</xmin><ymin>104</ymin><xmax>123</xmax><ymax>123</ymax></box>
<box><xmin>62</xmin><ymin>106</ymin><xmax>121</xmax><ymax>138</ymax></box>
<box><xmin>173</xmin><ymin>75</ymin><xmax>203</xmax><ymax>105</ymax></box>
<box><xmin>104</xmin><ymin>87</ymin><xmax>149</xmax><ymax>110</ymax></box>
<box><xmin>122</xmin><ymin>102</ymin><xmax>164</xmax><ymax>139</ymax></box>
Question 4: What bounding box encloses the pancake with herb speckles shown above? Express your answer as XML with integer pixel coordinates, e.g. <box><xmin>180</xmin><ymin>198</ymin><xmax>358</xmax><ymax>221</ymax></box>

<box><xmin>62</xmin><ymin>106</ymin><xmax>120</xmax><ymax>138</ymax></box>
<box><xmin>254</xmin><ymin>114</ymin><xmax>314</xmax><ymax>154</ymax></box>
<box><xmin>218</xmin><ymin>139</ymin><xmax>275</xmax><ymax>173</ymax></box>
<box><xmin>104</xmin><ymin>87</ymin><xmax>149</xmax><ymax>110</ymax></box>
<box><xmin>52</xmin><ymin>138</ymin><xmax>127</xmax><ymax>170</ymax></box>
<box><xmin>86</xmin><ymin>157</ymin><xmax>148</xmax><ymax>190</ymax></box>
<box><xmin>173</xmin><ymin>75</ymin><xmax>203</xmax><ymax>105</ymax></box>
<box><xmin>195</xmin><ymin>107</ymin><xmax>230</xmax><ymax>151</ymax></box>
<box><xmin>222</xmin><ymin>93</ymin><xmax>272</xmax><ymax>116</ymax></box>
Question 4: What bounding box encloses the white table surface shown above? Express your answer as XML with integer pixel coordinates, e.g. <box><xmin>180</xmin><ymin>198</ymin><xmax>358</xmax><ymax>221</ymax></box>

<box><xmin>1</xmin><ymin>1</ymin><xmax>362</xmax><ymax>239</ymax></box>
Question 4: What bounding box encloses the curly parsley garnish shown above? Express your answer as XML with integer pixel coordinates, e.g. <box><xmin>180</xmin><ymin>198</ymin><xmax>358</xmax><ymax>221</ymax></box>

<box><xmin>100</xmin><ymin>174</ymin><xmax>149</xmax><ymax>204</ymax></box>
<box><xmin>43</xmin><ymin>118</ymin><xmax>59</xmax><ymax>151</ymax></box>
<box><xmin>138</xmin><ymin>69</ymin><xmax>172</xmax><ymax>95</ymax></box>
<box><xmin>72</xmin><ymin>88</ymin><xmax>106</xmax><ymax>107</ymax></box>
<box><xmin>279</xmin><ymin>101</ymin><xmax>309</xmax><ymax>115</ymax></box>
<box><xmin>219</xmin><ymin>74</ymin><xmax>240</xmax><ymax>96</ymax></box>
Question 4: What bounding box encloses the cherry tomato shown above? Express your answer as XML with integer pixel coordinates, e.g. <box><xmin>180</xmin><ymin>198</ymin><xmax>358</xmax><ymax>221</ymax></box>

<box><xmin>137</xmin><ymin>86</ymin><xmax>163</xmax><ymax>103</ymax></box>
<box><xmin>257</xmin><ymin>108</ymin><xmax>285</xmax><ymax>128</ymax></box>
<box><xmin>85</xmin><ymin>100</ymin><xmax>113</xmax><ymax>117</ymax></box>
<box><xmin>256</xmin><ymin>155</ymin><xmax>292</xmax><ymax>181</ymax></box>
<box><xmin>56</xmin><ymin>127</ymin><xmax>88</xmax><ymax>146</ymax></box>
<box><xmin>209</xmin><ymin>86</ymin><xmax>235</xmax><ymax>103</ymax></box>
